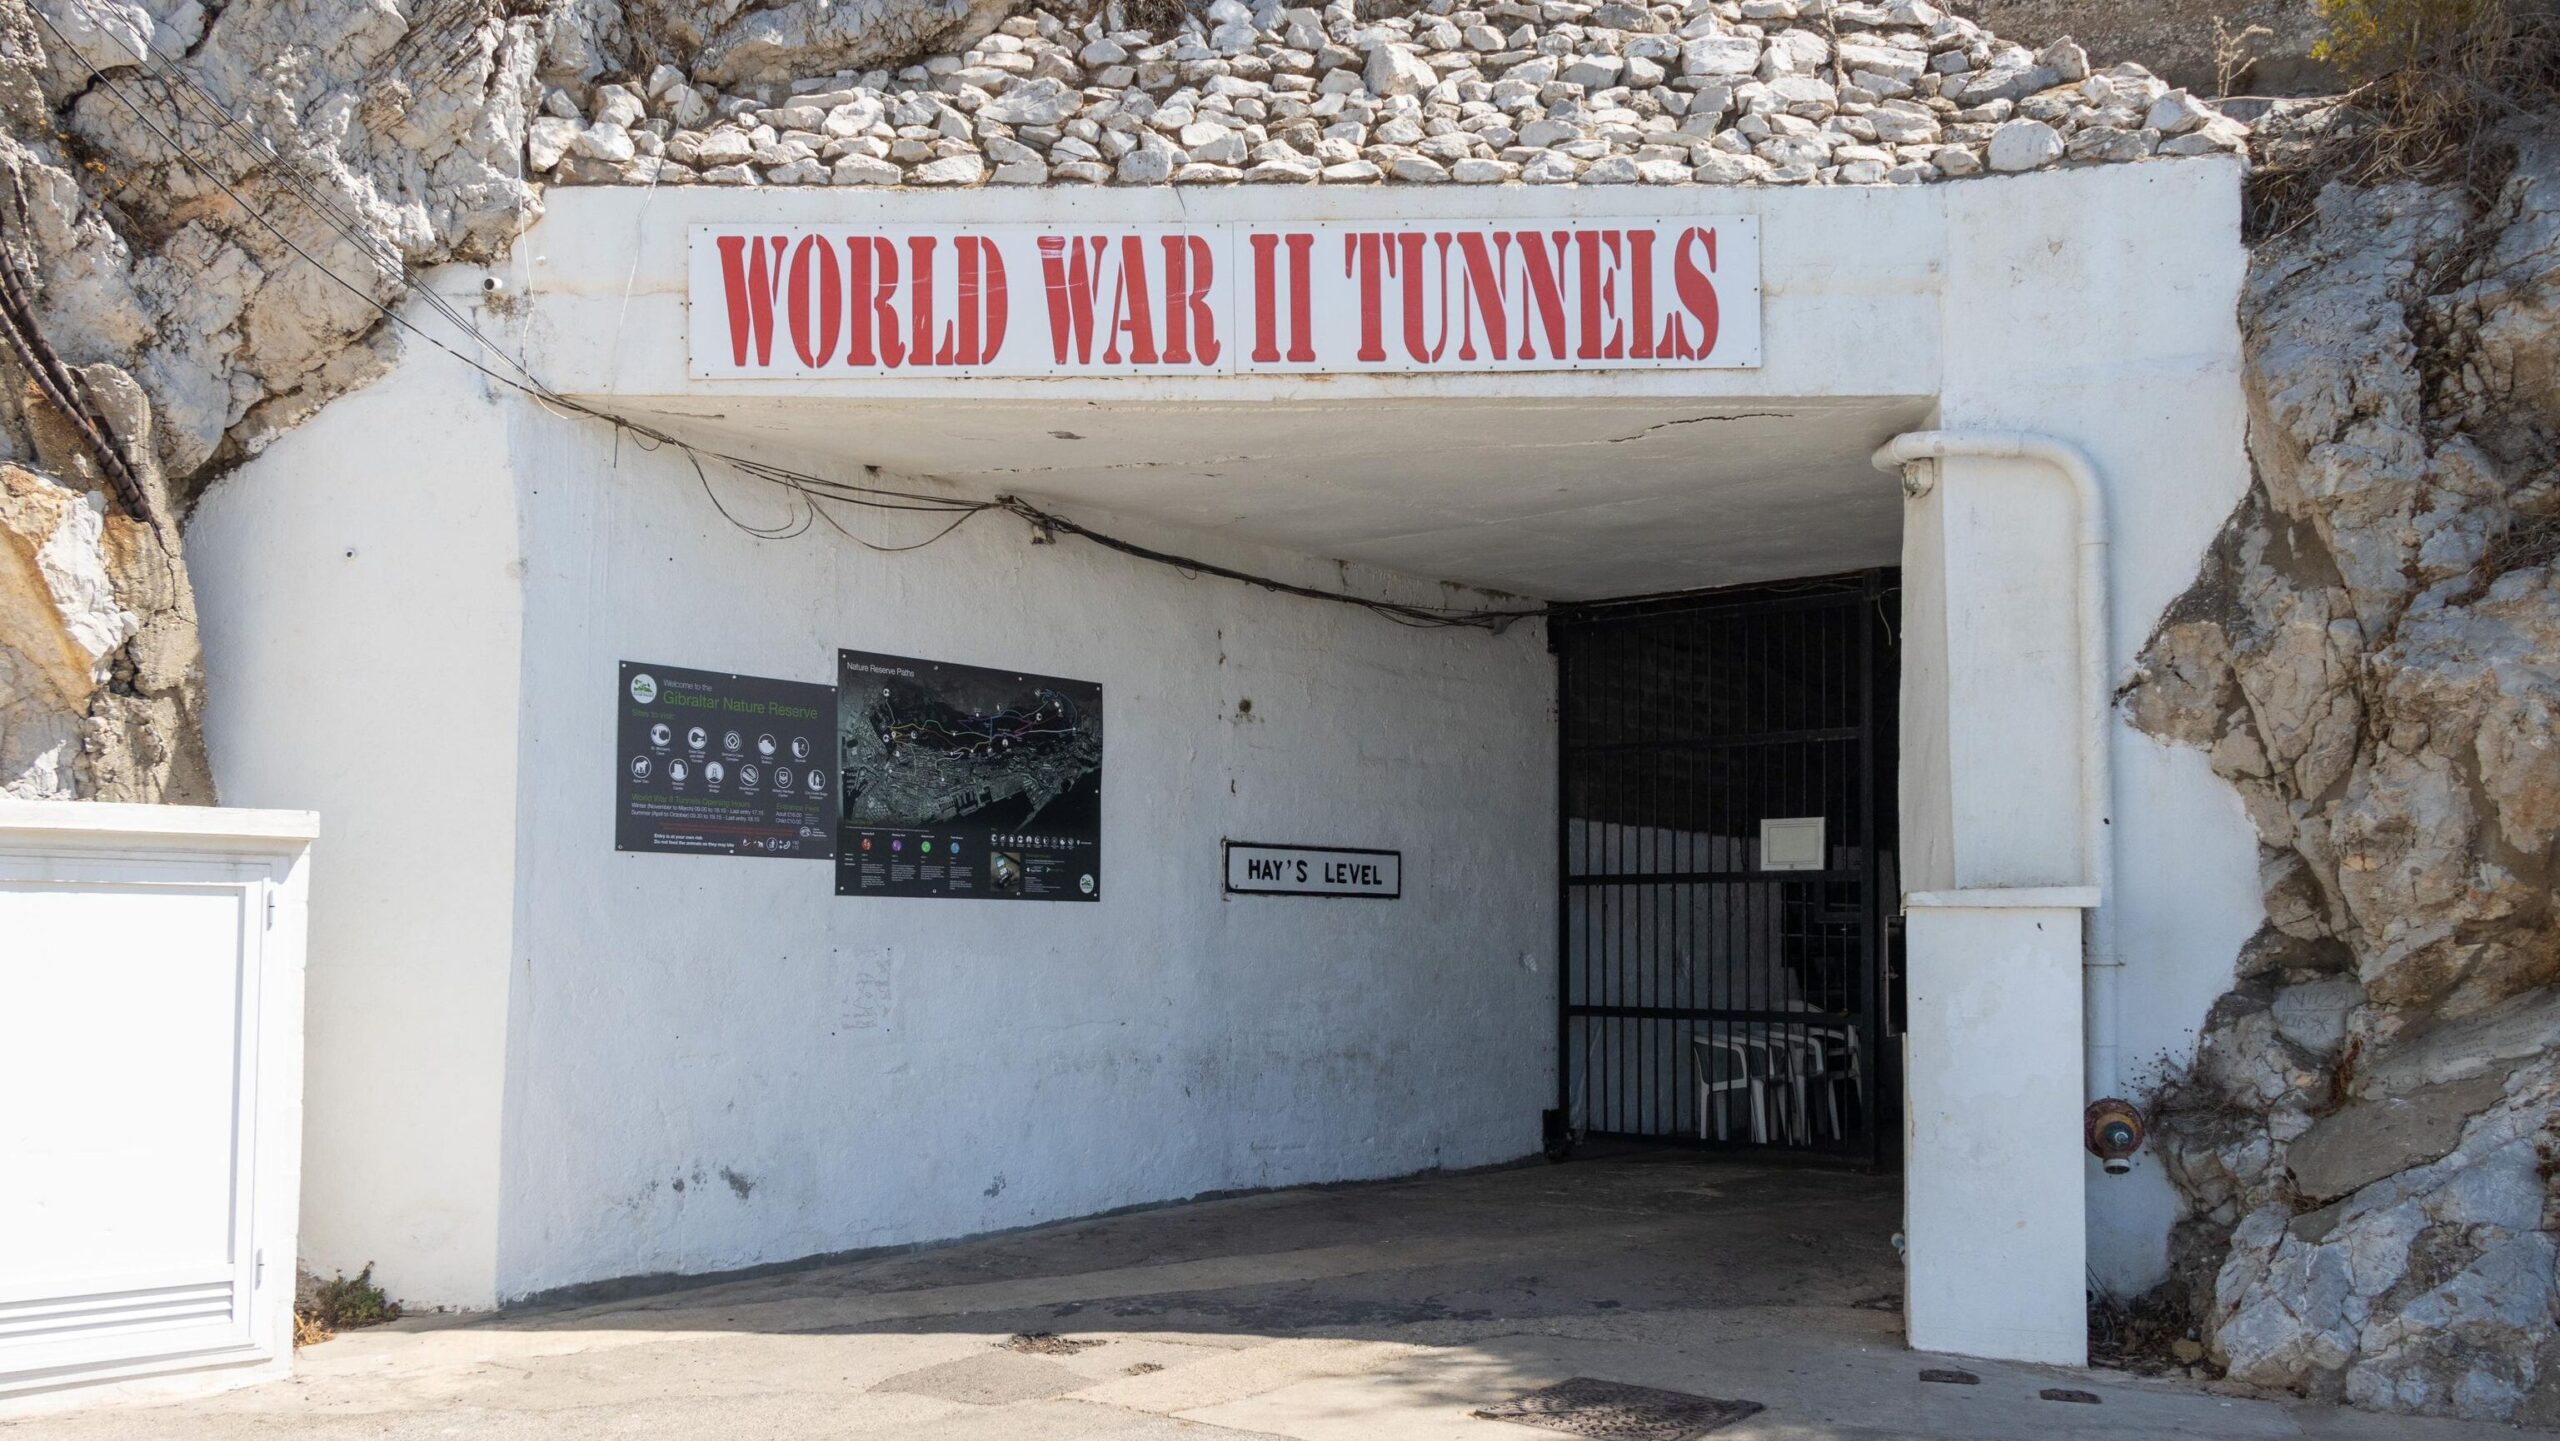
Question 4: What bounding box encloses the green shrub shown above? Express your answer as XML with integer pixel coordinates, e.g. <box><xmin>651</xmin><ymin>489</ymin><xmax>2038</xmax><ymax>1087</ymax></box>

<box><xmin>295</xmin><ymin>1264</ymin><xmax>401</xmax><ymax>1345</ymax></box>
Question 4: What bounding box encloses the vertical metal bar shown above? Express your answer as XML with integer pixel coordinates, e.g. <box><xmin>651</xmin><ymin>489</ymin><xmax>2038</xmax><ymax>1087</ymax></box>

<box><xmin>1605</xmin><ymin>633</ymin><xmax>1619</xmax><ymax>1136</ymax></box>
<box><xmin>1858</xmin><ymin>570</ymin><xmax>1885</xmax><ymax>1168</ymax></box>
<box><xmin>1556</xmin><ymin>623</ymin><xmax>1573</xmax><ymax>1135</ymax></box>
<box><xmin>1634</xmin><ymin>631</ymin><xmax>1649</xmax><ymax>1138</ymax></box>
<box><xmin>1745</xmin><ymin>607</ymin><xmax>1761</xmax><ymax>1149</ymax></box>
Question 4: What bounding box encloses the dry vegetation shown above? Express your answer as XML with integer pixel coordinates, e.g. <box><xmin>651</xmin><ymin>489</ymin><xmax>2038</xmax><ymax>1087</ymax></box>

<box><xmin>293</xmin><ymin>1266</ymin><xmax>402</xmax><ymax>1347</ymax></box>
<box><xmin>2250</xmin><ymin>0</ymin><xmax>2560</xmax><ymax>235</ymax></box>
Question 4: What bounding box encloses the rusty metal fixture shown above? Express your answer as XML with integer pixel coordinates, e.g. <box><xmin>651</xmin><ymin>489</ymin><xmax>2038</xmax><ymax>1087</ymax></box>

<box><xmin>2086</xmin><ymin>1098</ymin><xmax>2148</xmax><ymax>1174</ymax></box>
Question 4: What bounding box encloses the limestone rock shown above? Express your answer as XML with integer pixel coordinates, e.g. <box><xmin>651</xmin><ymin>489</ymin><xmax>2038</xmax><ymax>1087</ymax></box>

<box><xmin>1362</xmin><ymin>44</ymin><xmax>1435</xmax><ymax>99</ymax></box>
<box><xmin>981</xmin><ymin>76</ymin><xmax>1080</xmax><ymax>125</ymax></box>
<box><xmin>2284</xmin><ymin>1073</ymin><xmax>2509</xmax><ymax>1204</ymax></box>
<box><xmin>2270</xmin><ymin>976</ymin><xmax>2362</xmax><ymax>1056</ymax></box>
<box><xmin>676</xmin><ymin>0</ymin><xmax>1015</xmax><ymax>87</ymax></box>
<box><xmin>1986</xmin><ymin>118</ymin><xmax>2062</xmax><ymax>171</ymax></box>
<box><xmin>2132</xmin><ymin>129</ymin><xmax>2560</xmax><ymax>1424</ymax></box>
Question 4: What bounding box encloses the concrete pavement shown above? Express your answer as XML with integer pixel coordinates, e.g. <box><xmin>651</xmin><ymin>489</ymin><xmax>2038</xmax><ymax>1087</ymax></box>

<box><xmin>5</xmin><ymin>1153</ymin><xmax>2546</xmax><ymax>1439</ymax></box>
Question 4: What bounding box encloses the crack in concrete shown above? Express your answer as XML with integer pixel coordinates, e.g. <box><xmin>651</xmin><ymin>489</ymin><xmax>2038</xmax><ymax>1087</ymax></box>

<box><xmin>1606</xmin><ymin>413</ymin><xmax>1796</xmax><ymax>444</ymax></box>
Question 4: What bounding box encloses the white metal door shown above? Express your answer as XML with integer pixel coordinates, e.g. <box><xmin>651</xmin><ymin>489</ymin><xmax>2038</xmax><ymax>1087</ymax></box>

<box><xmin>0</xmin><ymin>867</ymin><xmax>267</xmax><ymax>1390</ymax></box>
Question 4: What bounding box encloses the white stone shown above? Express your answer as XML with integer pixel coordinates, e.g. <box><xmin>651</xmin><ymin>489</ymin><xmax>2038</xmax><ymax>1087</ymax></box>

<box><xmin>665</xmin><ymin>85</ymin><xmax>714</xmax><ymax>130</ymax></box>
<box><xmin>2147</xmin><ymin>89</ymin><xmax>2214</xmax><ymax>136</ymax></box>
<box><xmin>592</xmin><ymin>84</ymin><xmax>648</xmax><ymax>129</ymax></box>
<box><xmin>830</xmin><ymin>154</ymin><xmax>902</xmax><ymax>185</ymax></box>
<box><xmin>1681</xmin><ymin>35</ymin><xmax>1762</xmax><ymax>78</ymax></box>
<box><xmin>1364</xmin><ymin>44</ymin><xmax>1438</xmax><ymax>98</ymax></box>
<box><xmin>2040</xmin><ymin>38</ymin><xmax>2090</xmax><ymax>83</ymax></box>
<box><xmin>1869</xmin><ymin>104</ymin><xmax>1940</xmax><ymax>144</ymax></box>
<box><xmin>527</xmin><ymin>117</ymin><xmax>578</xmax><ymax>172</ymax></box>
<box><xmin>1117</xmin><ymin>144</ymin><xmax>1176</xmax><ymax>183</ymax></box>
<box><xmin>569</xmin><ymin>122</ymin><xmax>637</xmax><ymax>165</ymax></box>
<box><xmin>1985</xmin><ymin>117</ymin><xmax>2061</xmax><ymax>172</ymax></box>
<box><xmin>1560</xmin><ymin>56</ymin><xmax>1625</xmax><ymax>89</ymax></box>
<box><xmin>1932</xmin><ymin>142</ymin><xmax>1983</xmax><ymax>177</ymax></box>
<box><xmin>910</xmin><ymin>154</ymin><xmax>986</xmax><ymax>185</ymax></box>
<box><xmin>1836</xmin><ymin>41</ymin><xmax>1925</xmax><ymax>85</ymax></box>
<box><xmin>1691</xmin><ymin>150</ymin><xmax>1764</xmax><ymax>183</ymax></box>
<box><xmin>1242</xmin><ymin>156</ymin><xmax>1321</xmax><ymax>181</ymax></box>
<box><xmin>1521</xmin><ymin>150</ymin><xmax>1580</xmax><ymax>182</ymax></box>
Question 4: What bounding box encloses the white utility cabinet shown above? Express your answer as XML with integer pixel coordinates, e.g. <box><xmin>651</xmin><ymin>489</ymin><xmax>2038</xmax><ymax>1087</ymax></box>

<box><xmin>0</xmin><ymin>801</ymin><xmax>315</xmax><ymax>1409</ymax></box>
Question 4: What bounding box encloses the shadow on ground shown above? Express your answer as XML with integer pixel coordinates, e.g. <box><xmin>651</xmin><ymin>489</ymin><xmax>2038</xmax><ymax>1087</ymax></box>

<box><xmin>1</xmin><ymin>1153</ymin><xmax>2544</xmax><ymax>1440</ymax></box>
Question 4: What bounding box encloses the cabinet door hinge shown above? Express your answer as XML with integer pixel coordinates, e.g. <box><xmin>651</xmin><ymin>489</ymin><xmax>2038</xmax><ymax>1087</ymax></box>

<box><xmin>265</xmin><ymin>890</ymin><xmax>277</xmax><ymax>929</ymax></box>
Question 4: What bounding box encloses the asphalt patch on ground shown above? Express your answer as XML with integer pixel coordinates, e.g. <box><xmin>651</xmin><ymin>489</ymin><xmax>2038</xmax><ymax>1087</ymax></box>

<box><xmin>1002</xmin><ymin>1332</ymin><xmax>1103</xmax><ymax>1355</ymax></box>
<box><xmin>1473</xmin><ymin>1376</ymin><xmax>1766</xmax><ymax>1439</ymax></box>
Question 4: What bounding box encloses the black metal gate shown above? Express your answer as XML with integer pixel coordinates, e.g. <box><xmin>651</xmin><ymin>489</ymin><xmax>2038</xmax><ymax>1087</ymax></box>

<box><xmin>1554</xmin><ymin>571</ymin><xmax>1900</xmax><ymax>1164</ymax></box>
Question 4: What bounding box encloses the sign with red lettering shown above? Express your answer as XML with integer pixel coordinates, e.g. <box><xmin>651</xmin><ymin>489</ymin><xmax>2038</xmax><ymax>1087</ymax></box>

<box><xmin>688</xmin><ymin>219</ymin><xmax>1758</xmax><ymax>379</ymax></box>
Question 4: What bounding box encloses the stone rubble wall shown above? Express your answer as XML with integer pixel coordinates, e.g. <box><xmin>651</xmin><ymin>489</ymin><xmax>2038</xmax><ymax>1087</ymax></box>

<box><xmin>526</xmin><ymin>0</ymin><xmax>2249</xmax><ymax>189</ymax></box>
<box><xmin>2128</xmin><ymin>126</ymin><xmax>2560</xmax><ymax>1423</ymax></box>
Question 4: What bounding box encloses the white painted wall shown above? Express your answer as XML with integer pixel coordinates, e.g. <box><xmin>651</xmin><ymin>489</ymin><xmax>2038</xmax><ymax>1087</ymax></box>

<box><xmin>195</xmin><ymin>315</ymin><xmax>1555</xmax><ymax>1306</ymax></box>
<box><xmin>190</xmin><ymin>346</ymin><xmax>526</xmax><ymax>1310</ymax></box>
<box><xmin>1901</xmin><ymin>894</ymin><xmax>2091</xmax><ymax>1366</ymax></box>
<box><xmin>1937</xmin><ymin>161</ymin><xmax>2264</xmax><ymax>1295</ymax></box>
<box><xmin>490</xmin><ymin>395</ymin><xmax>1557</xmax><ymax>1301</ymax></box>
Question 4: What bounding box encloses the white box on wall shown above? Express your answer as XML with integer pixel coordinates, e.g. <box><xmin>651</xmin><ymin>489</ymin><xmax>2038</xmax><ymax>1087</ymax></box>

<box><xmin>0</xmin><ymin>802</ymin><xmax>317</xmax><ymax>1413</ymax></box>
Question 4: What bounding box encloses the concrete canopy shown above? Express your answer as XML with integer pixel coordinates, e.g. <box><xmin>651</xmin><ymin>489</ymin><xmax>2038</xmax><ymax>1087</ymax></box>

<box><xmin>635</xmin><ymin>396</ymin><xmax>1926</xmax><ymax>600</ymax></box>
<box><xmin>511</xmin><ymin>181</ymin><xmax>1991</xmax><ymax>602</ymax></box>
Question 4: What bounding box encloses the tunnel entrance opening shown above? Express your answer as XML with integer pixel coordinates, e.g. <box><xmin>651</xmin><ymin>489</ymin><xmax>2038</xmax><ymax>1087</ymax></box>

<box><xmin>1554</xmin><ymin>570</ymin><xmax>1903</xmax><ymax>1168</ymax></box>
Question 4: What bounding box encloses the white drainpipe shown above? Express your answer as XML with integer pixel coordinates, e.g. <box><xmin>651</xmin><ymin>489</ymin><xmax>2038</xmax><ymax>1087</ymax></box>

<box><xmin>1870</xmin><ymin>431</ymin><xmax>2127</xmax><ymax>1117</ymax></box>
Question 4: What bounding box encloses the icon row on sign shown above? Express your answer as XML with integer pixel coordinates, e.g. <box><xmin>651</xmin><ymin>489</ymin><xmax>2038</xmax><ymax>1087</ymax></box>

<box><xmin>629</xmin><ymin>756</ymin><xmax>828</xmax><ymax>793</ymax></box>
<box><xmin>855</xmin><ymin>834</ymin><xmax>961</xmax><ymax>856</ymax></box>
<box><xmin>641</xmin><ymin>723</ymin><xmax>814</xmax><ymax>762</ymax></box>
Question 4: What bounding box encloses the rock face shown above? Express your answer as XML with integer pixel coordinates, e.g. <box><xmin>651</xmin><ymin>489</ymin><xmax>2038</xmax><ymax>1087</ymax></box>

<box><xmin>2128</xmin><ymin>128</ymin><xmax>2560</xmax><ymax>1423</ymax></box>
<box><xmin>523</xmin><ymin>0</ymin><xmax>2248</xmax><ymax>191</ymax></box>
<box><xmin>0</xmin><ymin>0</ymin><xmax>558</xmax><ymax>799</ymax></box>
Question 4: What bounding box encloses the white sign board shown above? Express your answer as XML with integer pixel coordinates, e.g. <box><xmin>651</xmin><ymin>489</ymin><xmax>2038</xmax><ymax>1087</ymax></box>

<box><xmin>689</xmin><ymin>218</ymin><xmax>1760</xmax><ymax>379</ymax></box>
<box><xmin>1224</xmin><ymin>842</ymin><xmax>1402</xmax><ymax>899</ymax></box>
<box><xmin>1759</xmin><ymin>816</ymin><xmax>1827</xmax><ymax>872</ymax></box>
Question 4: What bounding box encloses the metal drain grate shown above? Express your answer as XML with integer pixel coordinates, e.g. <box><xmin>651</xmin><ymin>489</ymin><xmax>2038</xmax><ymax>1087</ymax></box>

<box><xmin>1472</xmin><ymin>1377</ymin><xmax>1765</xmax><ymax>1440</ymax></box>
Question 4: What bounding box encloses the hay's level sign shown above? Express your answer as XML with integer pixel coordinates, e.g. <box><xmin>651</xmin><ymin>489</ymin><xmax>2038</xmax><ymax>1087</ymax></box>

<box><xmin>1224</xmin><ymin>841</ymin><xmax>1402</xmax><ymax>899</ymax></box>
<box><xmin>690</xmin><ymin>219</ymin><xmax>1760</xmax><ymax>378</ymax></box>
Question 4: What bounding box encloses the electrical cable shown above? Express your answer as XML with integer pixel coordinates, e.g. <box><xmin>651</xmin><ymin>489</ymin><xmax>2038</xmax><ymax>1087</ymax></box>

<box><xmin>30</xmin><ymin>1</ymin><xmax>1548</xmax><ymax>633</ymax></box>
<box><xmin>0</xmin><ymin>190</ymin><xmax>152</xmax><ymax>522</ymax></box>
<box><xmin>994</xmin><ymin>497</ymin><xmax>1537</xmax><ymax>631</ymax></box>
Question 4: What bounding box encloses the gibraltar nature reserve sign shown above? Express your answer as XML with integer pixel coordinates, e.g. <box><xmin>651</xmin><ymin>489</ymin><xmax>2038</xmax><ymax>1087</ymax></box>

<box><xmin>689</xmin><ymin>218</ymin><xmax>1760</xmax><ymax>379</ymax></box>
